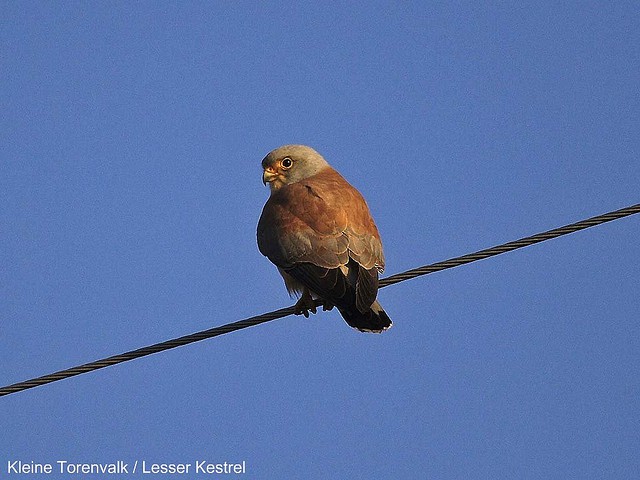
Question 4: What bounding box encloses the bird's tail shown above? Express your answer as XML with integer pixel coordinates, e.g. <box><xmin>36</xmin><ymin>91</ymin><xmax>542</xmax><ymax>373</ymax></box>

<box><xmin>338</xmin><ymin>300</ymin><xmax>392</xmax><ymax>333</ymax></box>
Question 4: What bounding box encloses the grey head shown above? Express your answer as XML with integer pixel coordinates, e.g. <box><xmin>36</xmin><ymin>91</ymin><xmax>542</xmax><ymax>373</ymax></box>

<box><xmin>261</xmin><ymin>144</ymin><xmax>330</xmax><ymax>192</ymax></box>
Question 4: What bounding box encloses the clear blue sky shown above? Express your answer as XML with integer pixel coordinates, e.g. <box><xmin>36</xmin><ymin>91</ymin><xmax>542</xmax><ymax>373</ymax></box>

<box><xmin>2</xmin><ymin>2</ymin><xmax>639</xmax><ymax>479</ymax></box>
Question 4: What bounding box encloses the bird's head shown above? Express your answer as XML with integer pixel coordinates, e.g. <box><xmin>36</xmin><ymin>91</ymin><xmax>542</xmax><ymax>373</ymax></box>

<box><xmin>261</xmin><ymin>144</ymin><xmax>329</xmax><ymax>192</ymax></box>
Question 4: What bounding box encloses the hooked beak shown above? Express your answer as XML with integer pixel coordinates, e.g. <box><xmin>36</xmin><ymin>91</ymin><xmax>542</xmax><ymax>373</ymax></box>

<box><xmin>262</xmin><ymin>167</ymin><xmax>278</xmax><ymax>185</ymax></box>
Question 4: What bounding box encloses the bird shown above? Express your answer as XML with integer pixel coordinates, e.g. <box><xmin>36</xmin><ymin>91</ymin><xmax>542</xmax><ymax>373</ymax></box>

<box><xmin>257</xmin><ymin>144</ymin><xmax>392</xmax><ymax>333</ymax></box>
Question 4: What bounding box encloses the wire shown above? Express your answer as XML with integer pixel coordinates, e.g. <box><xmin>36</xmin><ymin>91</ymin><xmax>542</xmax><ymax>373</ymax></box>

<box><xmin>1</xmin><ymin>203</ymin><xmax>638</xmax><ymax>397</ymax></box>
<box><xmin>380</xmin><ymin>203</ymin><xmax>640</xmax><ymax>287</ymax></box>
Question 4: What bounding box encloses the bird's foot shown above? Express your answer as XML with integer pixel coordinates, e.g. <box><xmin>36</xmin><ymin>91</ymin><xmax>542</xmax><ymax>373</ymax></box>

<box><xmin>322</xmin><ymin>300</ymin><xmax>334</xmax><ymax>311</ymax></box>
<box><xmin>294</xmin><ymin>290</ymin><xmax>317</xmax><ymax>318</ymax></box>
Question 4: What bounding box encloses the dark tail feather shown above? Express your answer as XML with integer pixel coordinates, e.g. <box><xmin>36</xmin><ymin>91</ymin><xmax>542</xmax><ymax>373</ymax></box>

<box><xmin>338</xmin><ymin>300</ymin><xmax>392</xmax><ymax>333</ymax></box>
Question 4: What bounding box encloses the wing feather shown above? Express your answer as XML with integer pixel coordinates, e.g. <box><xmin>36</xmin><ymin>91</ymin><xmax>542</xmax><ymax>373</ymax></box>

<box><xmin>257</xmin><ymin>166</ymin><xmax>384</xmax><ymax>310</ymax></box>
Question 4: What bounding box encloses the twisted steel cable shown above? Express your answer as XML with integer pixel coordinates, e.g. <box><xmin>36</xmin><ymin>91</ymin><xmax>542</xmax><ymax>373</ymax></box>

<box><xmin>380</xmin><ymin>203</ymin><xmax>640</xmax><ymax>287</ymax></box>
<box><xmin>1</xmin><ymin>203</ymin><xmax>638</xmax><ymax>397</ymax></box>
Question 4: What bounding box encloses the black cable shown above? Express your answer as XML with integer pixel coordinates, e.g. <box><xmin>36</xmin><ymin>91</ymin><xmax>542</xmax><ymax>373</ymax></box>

<box><xmin>380</xmin><ymin>204</ymin><xmax>640</xmax><ymax>287</ymax></box>
<box><xmin>1</xmin><ymin>203</ymin><xmax>638</xmax><ymax>398</ymax></box>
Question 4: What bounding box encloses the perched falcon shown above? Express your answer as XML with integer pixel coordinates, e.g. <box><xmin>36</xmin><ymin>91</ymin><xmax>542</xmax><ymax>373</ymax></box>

<box><xmin>257</xmin><ymin>144</ymin><xmax>392</xmax><ymax>333</ymax></box>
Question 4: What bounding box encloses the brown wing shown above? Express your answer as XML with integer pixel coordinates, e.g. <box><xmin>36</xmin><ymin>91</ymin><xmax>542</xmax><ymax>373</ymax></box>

<box><xmin>257</xmin><ymin>166</ymin><xmax>384</xmax><ymax>312</ymax></box>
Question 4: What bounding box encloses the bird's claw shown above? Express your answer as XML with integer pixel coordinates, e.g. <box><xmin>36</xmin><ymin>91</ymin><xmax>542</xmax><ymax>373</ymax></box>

<box><xmin>294</xmin><ymin>291</ymin><xmax>317</xmax><ymax>317</ymax></box>
<box><xmin>322</xmin><ymin>301</ymin><xmax>334</xmax><ymax>311</ymax></box>
<box><xmin>294</xmin><ymin>302</ymin><xmax>317</xmax><ymax>318</ymax></box>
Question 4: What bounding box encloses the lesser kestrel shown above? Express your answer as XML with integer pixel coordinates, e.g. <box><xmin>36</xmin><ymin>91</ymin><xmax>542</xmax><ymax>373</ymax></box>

<box><xmin>257</xmin><ymin>145</ymin><xmax>392</xmax><ymax>333</ymax></box>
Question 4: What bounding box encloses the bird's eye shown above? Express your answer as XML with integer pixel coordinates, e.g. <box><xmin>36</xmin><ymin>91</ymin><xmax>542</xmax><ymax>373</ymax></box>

<box><xmin>281</xmin><ymin>157</ymin><xmax>293</xmax><ymax>169</ymax></box>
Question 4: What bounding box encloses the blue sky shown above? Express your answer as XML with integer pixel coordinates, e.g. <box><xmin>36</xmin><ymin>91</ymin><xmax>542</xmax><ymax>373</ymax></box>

<box><xmin>1</xmin><ymin>2</ymin><xmax>639</xmax><ymax>479</ymax></box>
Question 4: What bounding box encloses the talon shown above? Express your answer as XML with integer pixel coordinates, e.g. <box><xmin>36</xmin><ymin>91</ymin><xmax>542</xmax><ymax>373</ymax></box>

<box><xmin>322</xmin><ymin>301</ymin><xmax>334</xmax><ymax>311</ymax></box>
<box><xmin>293</xmin><ymin>288</ymin><xmax>317</xmax><ymax>317</ymax></box>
